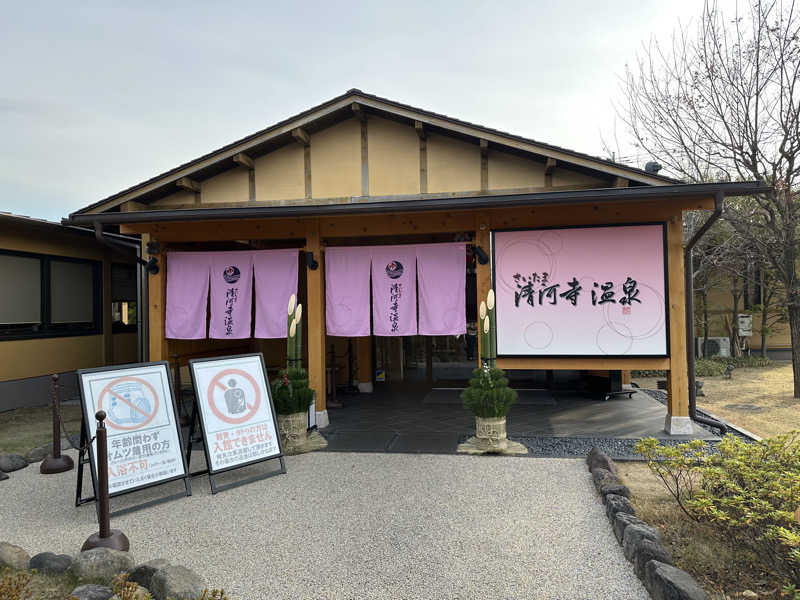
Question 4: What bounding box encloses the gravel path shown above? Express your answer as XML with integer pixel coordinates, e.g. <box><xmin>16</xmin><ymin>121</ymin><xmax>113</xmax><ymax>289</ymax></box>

<box><xmin>1</xmin><ymin>451</ymin><xmax>648</xmax><ymax>600</ymax></box>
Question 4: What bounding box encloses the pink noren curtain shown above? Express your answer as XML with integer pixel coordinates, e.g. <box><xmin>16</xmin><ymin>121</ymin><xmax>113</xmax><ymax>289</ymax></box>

<box><xmin>325</xmin><ymin>247</ymin><xmax>372</xmax><ymax>337</ymax></box>
<box><xmin>416</xmin><ymin>243</ymin><xmax>466</xmax><ymax>336</ymax></box>
<box><xmin>165</xmin><ymin>252</ymin><xmax>211</xmax><ymax>339</ymax></box>
<box><xmin>371</xmin><ymin>245</ymin><xmax>417</xmax><ymax>336</ymax></box>
<box><xmin>253</xmin><ymin>249</ymin><xmax>298</xmax><ymax>338</ymax></box>
<box><xmin>209</xmin><ymin>251</ymin><xmax>254</xmax><ymax>339</ymax></box>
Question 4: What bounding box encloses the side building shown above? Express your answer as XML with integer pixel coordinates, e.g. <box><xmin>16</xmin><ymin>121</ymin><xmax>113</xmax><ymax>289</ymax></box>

<box><xmin>0</xmin><ymin>213</ymin><xmax>142</xmax><ymax>411</ymax></box>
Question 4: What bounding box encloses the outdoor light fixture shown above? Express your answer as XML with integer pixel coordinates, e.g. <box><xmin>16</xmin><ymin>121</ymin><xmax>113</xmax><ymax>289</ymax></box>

<box><xmin>305</xmin><ymin>251</ymin><xmax>319</xmax><ymax>270</ymax></box>
<box><xmin>143</xmin><ymin>257</ymin><xmax>160</xmax><ymax>275</ymax></box>
<box><xmin>473</xmin><ymin>246</ymin><xmax>489</xmax><ymax>265</ymax></box>
<box><xmin>146</xmin><ymin>240</ymin><xmax>161</xmax><ymax>255</ymax></box>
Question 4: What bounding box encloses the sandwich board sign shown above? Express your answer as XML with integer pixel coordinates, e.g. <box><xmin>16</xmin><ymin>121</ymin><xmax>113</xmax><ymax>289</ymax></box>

<box><xmin>75</xmin><ymin>362</ymin><xmax>191</xmax><ymax>510</ymax></box>
<box><xmin>187</xmin><ymin>353</ymin><xmax>285</xmax><ymax>493</ymax></box>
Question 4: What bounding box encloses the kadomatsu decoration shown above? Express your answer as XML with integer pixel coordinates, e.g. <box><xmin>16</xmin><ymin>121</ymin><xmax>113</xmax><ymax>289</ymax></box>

<box><xmin>458</xmin><ymin>289</ymin><xmax>527</xmax><ymax>455</ymax></box>
<box><xmin>271</xmin><ymin>294</ymin><xmax>326</xmax><ymax>454</ymax></box>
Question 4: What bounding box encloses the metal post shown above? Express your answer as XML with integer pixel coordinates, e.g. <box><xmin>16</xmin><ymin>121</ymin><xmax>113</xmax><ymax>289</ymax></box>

<box><xmin>81</xmin><ymin>411</ymin><xmax>130</xmax><ymax>551</ymax></box>
<box><xmin>40</xmin><ymin>374</ymin><xmax>74</xmax><ymax>474</ymax></box>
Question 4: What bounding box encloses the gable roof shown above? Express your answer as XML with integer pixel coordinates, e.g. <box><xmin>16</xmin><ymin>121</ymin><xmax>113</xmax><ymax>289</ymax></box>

<box><xmin>72</xmin><ymin>89</ymin><xmax>677</xmax><ymax>216</ymax></box>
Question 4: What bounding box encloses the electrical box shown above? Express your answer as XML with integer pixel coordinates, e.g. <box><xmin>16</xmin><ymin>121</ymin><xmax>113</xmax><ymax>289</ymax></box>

<box><xmin>696</xmin><ymin>336</ymin><xmax>730</xmax><ymax>358</ymax></box>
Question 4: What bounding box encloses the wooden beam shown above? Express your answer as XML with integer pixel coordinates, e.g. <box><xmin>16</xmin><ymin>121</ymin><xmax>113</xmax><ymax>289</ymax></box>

<box><xmin>292</xmin><ymin>127</ymin><xmax>310</xmax><ymax>146</ymax></box>
<box><xmin>614</xmin><ymin>176</ymin><xmax>629</xmax><ymax>188</ymax></box>
<box><xmin>419</xmin><ymin>130</ymin><xmax>428</xmax><ymax>193</ymax></box>
<box><xmin>480</xmin><ymin>139</ymin><xmax>489</xmax><ymax>193</ymax></box>
<box><xmin>144</xmin><ymin>233</ymin><xmax>168</xmax><ymax>362</ymax></box>
<box><xmin>351</xmin><ymin>102</ymin><xmax>366</xmax><ymax>121</ymax></box>
<box><xmin>666</xmin><ymin>214</ymin><xmax>689</xmax><ymax>421</ymax></box>
<box><xmin>176</xmin><ymin>177</ymin><xmax>201</xmax><ymax>193</ymax></box>
<box><xmin>475</xmin><ymin>213</ymin><xmax>491</xmax><ymax>360</ymax></box>
<box><xmin>232</xmin><ymin>152</ymin><xmax>255</xmax><ymax>169</ymax></box>
<box><xmin>544</xmin><ymin>158</ymin><xmax>556</xmax><ymax>188</ymax></box>
<box><xmin>360</xmin><ymin>115</ymin><xmax>369</xmax><ymax>196</ymax></box>
<box><xmin>414</xmin><ymin>120</ymin><xmax>426</xmax><ymax>140</ymax></box>
<box><xmin>304</xmin><ymin>219</ymin><xmax>326</xmax><ymax>413</ymax></box>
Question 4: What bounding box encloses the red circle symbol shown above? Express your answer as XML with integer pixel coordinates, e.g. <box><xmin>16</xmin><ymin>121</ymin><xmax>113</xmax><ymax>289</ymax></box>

<box><xmin>98</xmin><ymin>376</ymin><xmax>160</xmax><ymax>431</ymax></box>
<box><xmin>207</xmin><ymin>368</ymin><xmax>261</xmax><ymax>425</ymax></box>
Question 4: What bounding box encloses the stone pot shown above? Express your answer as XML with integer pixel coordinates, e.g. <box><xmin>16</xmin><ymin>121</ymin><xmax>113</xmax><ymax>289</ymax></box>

<box><xmin>277</xmin><ymin>411</ymin><xmax>307</xmax><ymax>453</ymax></box>
<box><xmin>474</xmin><ymin>416</ymin><xmax>509</xmax><ymax>452</ymax></box>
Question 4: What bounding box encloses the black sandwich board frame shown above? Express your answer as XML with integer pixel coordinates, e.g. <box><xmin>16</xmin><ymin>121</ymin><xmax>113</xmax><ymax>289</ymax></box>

<box><xmin>186</xmin><ymin>352</ymin><xmax>286</xmax><ymax>494</ymax></box>
<box><xmin>75</xmin><ymin>361</ymin><xmax>192</xmax><ymax>516</ymax></box>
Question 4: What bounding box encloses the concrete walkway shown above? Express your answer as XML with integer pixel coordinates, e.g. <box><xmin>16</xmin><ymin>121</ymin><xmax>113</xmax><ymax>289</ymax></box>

<box><xmin>0</xmin><ymin>451</ymin><xmax>648</xmax><ymax>599</ymax></box>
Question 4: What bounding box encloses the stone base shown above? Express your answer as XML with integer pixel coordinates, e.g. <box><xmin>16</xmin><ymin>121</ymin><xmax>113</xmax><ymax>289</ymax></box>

<box><xmin>664</xmin><ymin>415</ymin><xmax>694</xmax><ymax>436</ymax></box>
<box><xmin>40</xmin><ymin>453</ymin><xmax>74</xmax><ymax>474</ymax></box>
<box><xmin>81</xmin><ymin>529</ymin><xmax>130</xmax><ymax>552</ymax></box>
<box><xmin>357</xmin><ymin>382</ymin><xmax>374</xmax><ymax>393</ymax></box>
<box><xmin>457</xmin><ymin>437</ymin><xmax>528</xmax><ymax>455</ymax></box>
<box><xmin>316</xmin><ymin>410</ymin><xmax>330</xmax><ymax>429</ymax></box>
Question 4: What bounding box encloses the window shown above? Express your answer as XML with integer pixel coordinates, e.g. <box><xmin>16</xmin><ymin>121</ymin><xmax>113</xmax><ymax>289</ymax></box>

<box><xmin>111</xmin><ymin>263</ymin><xmax>138</xmax><ymax>333</ymax></box>
<box><xmin>0</xmin><ymin>250</ymin><xmax>102</xmax><ymax>339</ymax></box>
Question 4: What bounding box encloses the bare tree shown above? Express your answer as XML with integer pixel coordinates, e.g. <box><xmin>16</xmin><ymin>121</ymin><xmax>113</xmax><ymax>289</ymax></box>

<box><xmin>619</xmin><ymin>0</ymin><xmax>800</xmax><ymax>398</ymax></box>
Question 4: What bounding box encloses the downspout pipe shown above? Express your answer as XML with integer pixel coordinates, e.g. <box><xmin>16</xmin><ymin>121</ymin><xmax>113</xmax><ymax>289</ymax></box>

<box><xmin>684</xmin><ymin>191</ymin><xmax>728</xmax><ymax>434</ymax></box>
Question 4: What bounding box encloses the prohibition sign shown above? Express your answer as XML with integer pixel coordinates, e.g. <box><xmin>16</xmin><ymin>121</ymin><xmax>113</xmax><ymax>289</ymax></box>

<box><xmin>98</xmin><ymin>376</ymin><xmax>160</xmax><ymax>431</ymax></box>
<box><xmin>207</xmin><ymin>368</ymin><xmax>262</xmax><ymax>425</ymax></box>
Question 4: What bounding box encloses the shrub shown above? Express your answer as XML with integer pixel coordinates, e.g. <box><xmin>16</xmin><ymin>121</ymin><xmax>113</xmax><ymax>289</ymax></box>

<box><xmin>709</xmin><ymin>355</ymin><xmax>772</xmax><ymax>369</ymax></box>
<box><xmin>695</xmin><ymin>358</ymin><xmax>727</xmax><ymax>377</ymax></box>
<box><xmin>271</xmin><ymin>368</ymin><xmax>314</xmax><ymax>415</ymax></box>
<box><xmin>113</xmin><ymin>573</ymin><xmax>152</xmax><ymax>599</ymax></box>
<box><xmin>0</xmin><ymin>569</ymin><xmax>32</xmax><ymax>600</ymax></box>
<box><xmin>461</xmin><ymin>366</ymin><xmax>517</xmax><ymax>418</ymax></box>
<box><xmin>630</xmin><ymin>369</ymin><xmax>667</xmax><ymax>378</ymax></box>
<box><xmin>635</xmin><ymin>433</ymin><xmax>800</xmax><ymax>587</ymax></box>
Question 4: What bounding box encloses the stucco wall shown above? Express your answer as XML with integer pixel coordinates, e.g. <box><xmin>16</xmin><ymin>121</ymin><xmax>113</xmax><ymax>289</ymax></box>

<box><xmin>310</xmin><ymin>118</ymin><xmax>361</xmax><ymax>198</ymax></box>
<box><xmin>427</xmin><ymin>133</ymin><xmax>481</xmax><ymax>193</ymax></box>
<box><xmin>254</xmin><ymin>143</ymin><xmax>305</xmax><ymax>202</ymax></box>
<box><xmin>368</xmin><ymin>116</ymin><xmax>419</xmax><ymax>196</ymax></box>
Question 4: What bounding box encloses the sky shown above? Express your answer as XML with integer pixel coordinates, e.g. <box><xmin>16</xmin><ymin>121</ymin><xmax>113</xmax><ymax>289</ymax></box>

<box><xmin>0</xmin><ymin>0</ymin><xmax>738</xmax><ymax>222</ymax></box>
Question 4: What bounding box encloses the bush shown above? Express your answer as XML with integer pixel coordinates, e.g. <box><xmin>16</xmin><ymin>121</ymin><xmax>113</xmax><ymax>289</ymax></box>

<box><xmin>461</xmin><ymin>366</ymin><xmax>517</xmax><ymax>418</ymax></box>
<box><xmin>709</xmin><ymin>355</ymin><xmax>772</xmax><ymax>369</ymax></box>
<box><xmin>695</xmin><ymin>358</ymin><xmax>727</xmax><ymax>377</ymax></box>
<box><xmin>631</xmin><ymin>369</ymin><xmax>667</xmax><ymax>378</ymax></box>
<box><xmin>271</xmin><ymin>368</ymin><xmax>314</xmax><ymax>415</ymax></box>
<box><xmin>0</xmin><ymin>569</ymin><xmax>32</xmax><ymax>600</ymax></box>
<box><xmin>635</xmin><ymin>433</ymin><xmax>800</xmax><ymax>587</ymax></box>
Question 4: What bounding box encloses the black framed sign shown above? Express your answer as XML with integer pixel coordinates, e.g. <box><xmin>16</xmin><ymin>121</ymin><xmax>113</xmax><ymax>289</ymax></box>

<box><xmin>491</xmin><ymin>223</ymin><xmax>669</xmax><ymax>358</ymax></box>
<box><xmin>75</xmin><ymin>361</ymin><xmax>191</xmax><ymax>510</ymax></box>
<box><xmin>187</xmin><ymin>353</ymin><xmax>285</xmax><ymax>494</ymax></box>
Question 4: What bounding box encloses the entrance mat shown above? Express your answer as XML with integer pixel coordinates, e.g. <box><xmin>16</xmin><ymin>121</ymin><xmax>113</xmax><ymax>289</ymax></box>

<box><xmin>423</xmin><ymin>388</ymin><xmax>556</xmax><ymax>406</ymax></box>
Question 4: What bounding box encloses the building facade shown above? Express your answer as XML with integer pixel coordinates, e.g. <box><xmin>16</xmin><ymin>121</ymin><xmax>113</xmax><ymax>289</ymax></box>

<box><xmin>65</xmin><ymin>90</ymin><xmax>766</xmax><ymax>434</ymax></box>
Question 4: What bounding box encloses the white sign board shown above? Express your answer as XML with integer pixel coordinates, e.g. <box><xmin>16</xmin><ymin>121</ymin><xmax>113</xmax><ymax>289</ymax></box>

<box><xmin>189</xmin><ymin>353</ymin><xmax>282</xmax><ymax>473</ymax></box>
<box><xmin>493</xmin><ymin>224</ymin><xmax>669</xmax><ymax>357</ymax></box>
<box><xmin>77</xmin><ymin>362</ymin><xmax>187</xmax><ymax>496</ymax></box>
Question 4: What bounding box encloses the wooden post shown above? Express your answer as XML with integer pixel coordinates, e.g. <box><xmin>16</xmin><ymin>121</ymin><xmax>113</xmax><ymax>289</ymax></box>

<box><xmin>145</xmin><ymin>234</ymin><xmax>168</xmax><ymax>362</ymax></box>
<box><xmin>475</xmin><ymin>214</ymin><xmax>492</xmax><ymax>361</ymax></box>
<box><xmin>81</xmin><ymin>411</ymin><xmax>130</xmax><ymax>551</ymax></box>
<box><xmin>305</xmin><ymin>220</ymin><xmax>327</xmax><ymax>425</ymax></box>
<box><xmin>102</xmin><ymin>258</ymin><xmax>113</xmax><ymax>365</ymax></box>
<box><xmin>665</xmin><ymin>215</ymin><xmax>691</xmax><ymax>434</ymax></box>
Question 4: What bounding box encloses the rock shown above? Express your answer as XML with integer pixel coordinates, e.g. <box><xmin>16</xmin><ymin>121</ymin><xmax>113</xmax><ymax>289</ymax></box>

<box><xmin>149</xmin><ymin>564</ymin><xmax>205</xmax><ymax>600</ymax></box>
<box><xmin>645</xmin><ymin>560</ymin><xmax>706</xmax><ymax>600</ymax></box>
<box><xmin>0</xmin><ymin>470</ymin><xmax>7</xmax><ymax>481</ymax></box>
<box><xmin>69</xmin><ymin>584</ymin><xmax>115</xmax><ymax>600</ymax></box>
<box><xmin>25</xmin><ymin>445</ymin><xmax>50</xmax><ymax>464</ymax></box>
<box><xmin>613</xmin><ymin>512</ymin><xmax>648</xmax><ymax>544</ymax></box>
<box><xmin>72</xmin><ymin>548</ymin><xmax>135</xmax><ymax>581</ymax></box>
<box><xmin>600</xmin><ymin>482</ymin><xmax>631</xmax><ymax>498</ymax></box>
<box><xmin>587</xmin><ymin>447</ymin><xmax>618</xmax><ymax>475</ymax></box>
<box><xmin>623</xmin><ymin>522</ymin><xmax>661</xmax><ymax>561</ymax></box>
<box><xmin>742</xmin><ymin>592</ymin><xmax>758</xmax><ymax>599</ymax></box>
<box><xmin>592</xmin><ymin>467</ymin><xmax>620</xmax><ymax>491</ymax></box>
<box><xmin>605</xmin><ymin>493</ymin><xmax>635</xmax><ymax>521</ymax></box>
<box><xmin>634</xmin><ymin>538</ymin><xmax>673</xmax><ymax>580</ymax></box>
<box><xmin>0</xmin><ymin>541</ymin><xmax>30</xmax><ymax>569</ymax></box>
<box><xmin>127</xmin><ymin>558</ymin><xmax>170</xmax><ymax>590</ymax></box>
<box><xmin>0</xmin><ymin>454</ymin><xmax>28</xmax><ymax>472</ymax></box>
<box><xmin>29</xmin><ymin>551</ymin><xmax>73</xmax><ymax>574</ymax></box>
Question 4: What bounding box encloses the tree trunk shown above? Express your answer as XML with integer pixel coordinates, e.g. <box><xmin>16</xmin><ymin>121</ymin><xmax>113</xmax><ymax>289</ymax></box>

<box><xmin>730</xmin><ymin>279</ymin><xmax>741</xmax><ymax>358</ymax></box>
<box><xmin>789</xmin><ymin>303</ymin><xmax>800</xmax><ymax>401</ymax></box>
<box><xmin>760</xmin><ymin>295</ymin><xmax>769</xmax><ymax>358</ymax></box>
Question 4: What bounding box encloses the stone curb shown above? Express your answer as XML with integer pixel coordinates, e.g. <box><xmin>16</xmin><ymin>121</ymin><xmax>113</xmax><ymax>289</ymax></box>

<box><xmin>0</xmin><ymin>540</ymin><xmax>207</xmax><ymax>600</ymax></box>
<box><xmin>586</xmin><ymin>447</ymin><xmax>707</xmax><ymax>600</ymax></box>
